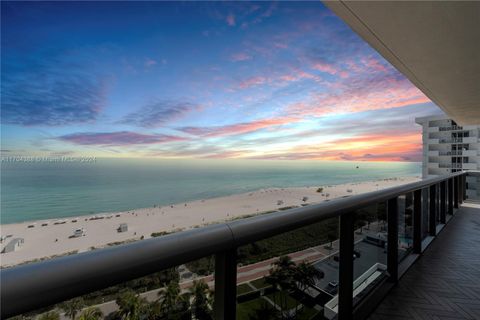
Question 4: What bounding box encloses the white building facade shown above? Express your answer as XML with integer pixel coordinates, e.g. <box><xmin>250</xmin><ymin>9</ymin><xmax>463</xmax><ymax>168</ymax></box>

<box><xmin>415</xmin><ymin>115</ymin><xmax>480</xmax><ymax>199</ymax></box>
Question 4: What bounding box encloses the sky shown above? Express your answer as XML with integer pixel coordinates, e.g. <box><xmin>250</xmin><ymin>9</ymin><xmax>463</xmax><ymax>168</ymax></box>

<box><xmin>1</xmin><ymin>1</ymin><xmax>443</xmax><ymax>162</ymax></box>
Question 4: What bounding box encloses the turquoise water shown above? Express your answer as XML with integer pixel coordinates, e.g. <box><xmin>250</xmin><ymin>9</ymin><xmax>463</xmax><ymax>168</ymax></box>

<box><xmin>0</xmin><ymin>158</ymin><xmax>420</xmax><ymax>224</ymax></box>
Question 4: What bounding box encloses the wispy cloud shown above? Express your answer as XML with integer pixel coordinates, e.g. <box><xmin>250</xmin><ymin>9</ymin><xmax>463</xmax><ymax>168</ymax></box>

<box><xmin>144</xmin><ymin>58</ymin><xmax>157</xmax><ymax>67</ymax></box>
<box><xmin>1</xmin><ymin>57</ymin><xmax>108</xmax><ymax>126</ymax></box>
<box><xmin>119</xmin><ymin>100</ymin><xmax>200</xmax><ymax>128</ymax></box>
<box><xmin>230</xmin><ymin>52</ymin><xmax>252</xmax><ymax>62</ymax></box>
<box><xmin>287</xmin><ymin>71</ymin><xmax>430</xmax><ymax>118</ymax></box>
<box><xmin>250</xmin><ymin>132</ymin><xmax>422</xmax><ymax>162</ymax></box>
<box><xmin>238</xmin><ymin>76</ymin><xmax>268</xmax><ymax>89</ymax></box>
<box><xmin>311</xmin><ymin>62</ymin><xmax>339</xmax><ymax>75</ymax></box>
<box><xmin>178</xmin><ymin>117</ymin><xmax>296</xmax><ymax>138</ymax></box>
<box><xmin>58</xmin><ymin>131</ymin><xmax>186</xmax><ymax>146</ymax></box>
<box><xmin>226</xmin><ymin>13</ymin><xmax>236</xmax><ymax>26</ymax></box>
<box><xmin>148</xmin><ymin>144</ymin><xmax>249</xmax><ymax>159</ymax></box>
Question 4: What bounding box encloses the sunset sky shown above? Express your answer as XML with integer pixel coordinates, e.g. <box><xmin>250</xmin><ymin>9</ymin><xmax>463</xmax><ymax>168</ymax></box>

<box><xmin>1</xmin><ymin>1</ymin><xmax>443</xmax><ymax>161</ymax></box>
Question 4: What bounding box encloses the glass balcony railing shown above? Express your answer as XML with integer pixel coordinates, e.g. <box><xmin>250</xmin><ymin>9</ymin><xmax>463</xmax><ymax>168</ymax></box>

<box><xmin>1</xmin><ymin>172</ymin><xmax>468</xmax><ymax>320</ymax></box>
<box><xmin>439</xmin><ymin>151</ymin><xmax>463</xmax><ymax>156</ymax></box>
<box><xmin>439</xmin><ymin>125</ymin><xmax>463</xmax><ymax>131</ymax></box>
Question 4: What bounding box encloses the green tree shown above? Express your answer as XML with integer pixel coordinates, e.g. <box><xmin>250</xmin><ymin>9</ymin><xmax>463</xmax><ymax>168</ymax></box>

<box><xmin>78</xmin><ymin>308</ymin><xmax>103</xmax><ymax>320</ymax></box>
<box><xmin>274</xmin><ymin>255</ymin><xmax>295</xmax><ymax>271</ymax></box>
<box><xmin>115</xmin><ymin>290</ymin><xmax>145</xmax><ymax>320</ymax></box>
<box><xmin>189</xmin><ymin>280</ymin><xmax>213</xmax><ymax>320</ymax></box>
<box><xmin>293</xmin><ymin>261</ymin><xmax>325</xmax><ymax>294</ymax></box>
<box><xmin>38</xmin><ymin>311</ymin><xmax>60</xmax><ymax>320</ymax></box>
<box><xmin>266</xmin><ymin>256</ymin><xmax>296</xmax><ymax>319</ymax></box>
<box><xmin>156</xmin><ymin>280</ymin><xmax>191</xmax><ymax>320</ymax></box>
<box><xmin>61</xmin><ymin>298</ymin><xmax>85</xmax><ymax>320</ymax></box>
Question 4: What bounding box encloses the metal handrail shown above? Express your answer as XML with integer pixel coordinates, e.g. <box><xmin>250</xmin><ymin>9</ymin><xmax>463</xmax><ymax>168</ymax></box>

<box><xmin>0</xmin><ymin>171</ymin><xmax>466</xmax><ymax>319</ymax></box>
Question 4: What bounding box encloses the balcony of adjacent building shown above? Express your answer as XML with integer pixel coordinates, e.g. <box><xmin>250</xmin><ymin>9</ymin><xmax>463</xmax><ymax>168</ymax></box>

<box><xmin>462</xmin><ymin>136</ymin><xmax>478</xmax><ymax>144</ymax></box>
<box><xmin>439</xmin><ymin>125</ymin><xmax>464</xmax><ymax>132</ymax></box>
<box><xmin>438</xmin><ymin>150</ymin><xmax>479</xmax><ymax>157</ymax></box>
<box><xmin>438</xmin><ymin>138</ymin><xmax>466</xmax><ymax>144</ymax></box>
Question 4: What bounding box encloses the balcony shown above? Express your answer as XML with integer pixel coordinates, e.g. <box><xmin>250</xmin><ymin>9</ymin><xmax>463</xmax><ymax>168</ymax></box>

<box><xmin>439</xmin><ymin>125</ymin><xmax>464</xmax><ymax>131</ymax></box>
<box><xmin>369</xmin><ymin>200</ymin><xmax>480</xmax><ymax>319</ymax></box>
<box><xmin>462</xmin><ymin>163</ymin><xmax>478</xmax><ymax>170</ymax></box>
<box><xmin>463</xmin><ymin>137</ymin><xmax>478</xmax><ymax>144</ymax></box>
<box><xmin>463</xmin><ymin>150</ymin><xmax>478</xmax><ymax>156</ymax></box>
<box><xmin>439</xmin><ymin>150</ymin><xmax>478</xmax><ymax>157</ymax></box>
<box><xmin>438</xmin><ymin>163</ymin><xmax>458</xmax><ymax>169</ymax></box>
<box><xmin>439</xmin><ymin>150</ymin><xmax>464</xmax><ymax>156</ymax></box>
<box><xmin>1</xmin><ymin>172</ymin><xmax>474</xmax><ymax>320</ymax></box>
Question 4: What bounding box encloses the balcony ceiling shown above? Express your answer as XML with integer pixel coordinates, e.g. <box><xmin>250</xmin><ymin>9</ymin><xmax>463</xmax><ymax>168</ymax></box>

<box><xmin>324</xmin><ymin>1</ymin><xmax>480</xmax><ymax>125</ymax></box>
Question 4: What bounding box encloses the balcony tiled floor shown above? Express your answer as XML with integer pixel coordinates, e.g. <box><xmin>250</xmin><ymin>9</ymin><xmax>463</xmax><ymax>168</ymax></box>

<box><xmin>369</xmin><ymin>202</ymin><xmax>480</xmax><ymax>320</ymax></box>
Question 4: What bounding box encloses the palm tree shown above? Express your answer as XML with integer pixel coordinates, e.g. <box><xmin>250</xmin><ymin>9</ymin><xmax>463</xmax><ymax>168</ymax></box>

<box><xmin>293</xmin><ymin>261</ymin><xmax>325</xmax><ymax>294</ymax></box>
<box><xmin>61</xmin><ymin>298</ymin><xmax>84</xmax><ymax>320</ymax></box>
<box><xmin>265</xmin><ymin>271</ymin><xmax>281</xmax><ymax>311</ymax></box>
<box><xmin>156</xmin><ymin>280</ymin><xmax>191</xmax><ymax>319</ymax></box>
<box><xmin>115</xmin><ymin>290</ymin><xmax>145</xmax><ymax>320</ymax></box>
<box><xmin>266</xmin><ymin>256</ymin><xmax>296</xmax><ymax>319</ymax></box>
<box><xmin>78</xmin><ymin>307</ymin><xmax>103</xmax><ymax>320</ymax></box>
<box><xmin>159</xmin><ymin>280</ymin><xmax>180</xmax><ymax>314</ymax></box>
<box><xmin>273</xmin><ymin>255</ymin><xmax>295</xmax><ymax>271</ymax></box>
<box><xmin>38</xmin><ymin>311</ymin><xmax>60</xmax><ymax>320</ymax></box>
<box><xmin>189</xmin><ymin>280</ymin><xmax>213</xmax><ymax>320</ymax></box>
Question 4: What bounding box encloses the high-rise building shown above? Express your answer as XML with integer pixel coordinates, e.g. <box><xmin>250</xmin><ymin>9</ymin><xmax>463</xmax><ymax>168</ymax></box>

<box><xmin>416</xmin><ymin>115</ymin><xmax>480</xmax><ymax>199</ymax></box>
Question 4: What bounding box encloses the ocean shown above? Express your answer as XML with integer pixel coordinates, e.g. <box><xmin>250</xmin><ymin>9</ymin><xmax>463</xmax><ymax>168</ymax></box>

<box><xmin>0</xmin><ymin>158</ymin><xmax>421</xmax><ymax>224</ymax></box>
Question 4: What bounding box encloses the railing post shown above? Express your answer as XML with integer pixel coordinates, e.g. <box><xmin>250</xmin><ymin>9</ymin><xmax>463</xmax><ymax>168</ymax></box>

<box><xmin>429</xmin><ymin>184</ymin><xmax>437</xmax><ymax>236</ymax></box>
<box><xmin>440</xmin><ymin>181</ymin><xmax>446</xmax><ymax>224</ymax></box>
<box><xmin>459</xmin><ymin>175</ymin><xmax>463</xmax><ymax>204</ymax></box>
<box><xmin>387</xmin><ymin>197</ymin><xmax>398</xmax><ymax>282</ymax></box>
<box><xmin>462</xmin><ymin>174</ymin><xmax>467</xmax><ymax>201</ymax></box>
<box><xmin>453</xmin><ymin>176</ymin><xmax>459</xmax><ymax>209</ymax></box>
<box><xmin>448</xmin><ymin>178</ymin><xmax>454</xmax><ymax>215</ymax></box>
<box><xmin>215</xmin><ymin>249</ymin><xmax>237</xmax><ymax>320</ymax></box>
<box><xmin>338</xmin><ymin>212</ymin><xmax>354</xmax><ymax>320</ymax></box>
<box><xmin>413</xmin><ymin>189</ymin><xmax>422</xmax><ymax>254</ymax></box>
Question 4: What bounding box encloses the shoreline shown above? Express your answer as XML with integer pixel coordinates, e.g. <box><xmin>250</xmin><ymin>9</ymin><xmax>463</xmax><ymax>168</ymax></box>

<box><xmin>0</xmin><ymin>174</ymin><xmax>420</xmax><ymax>226</ymax></box>
<box><xmin>0</xmin><ymin>176</ymin><xmax>419</xmax><ymax>267</ymax></box>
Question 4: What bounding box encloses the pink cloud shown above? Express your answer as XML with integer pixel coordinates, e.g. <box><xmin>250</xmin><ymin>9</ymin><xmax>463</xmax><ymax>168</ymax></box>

<box><xmin>278</xmin><ymin>69</ymin><xmax>320</xmax><ymax>84</ymax></box>
<box><xmin>144</xmin><ymin>58</ymin><xmax>157</xmax><ymax>67</ymax></box>
<box><xmin>179</xmin><ymin>117</ymin><xmax>297</xmax><ymax>138</ymax></box>
<box><xmin>230</xmin><ymin>52</ymin><xmax>252</xmax><ymax>62</ymax></box>
<box><xmin>59</xmin><ymin>131</ymin><xmax>186</xmax><ymax>146</ymax></box>
<box><xmin>201</xmin><ymin>150</ymin><xmax>248</xmax><ymax>159</ymax></box>
<box><xmin>274</xmin><ymin>42</ymin><xmax>288</xmax><ymax>49</ymax></box>
<box><xmin>251</xmin><ymin>132</ymin><xmax>422</xmax><ymax>162</ymax></box>
<box><xmin>226</xmin><ymin>14</ymin><xmax>236</xmax><ymax>26</ymax></box>
<box><xmin>288</xmin><ymin>74</ymin><xmax>430</xmax><ymax>118</ymax></box>
<box><xmin>238</xmin><ymin>76</ymin><xmax>268</xmax><ymax>89</ymax></box>
<box><xmin>312</xmin><ymin>62</ymin><xmax>339</xmax><ymax>75</ymax></box>
<box><xmin>361</xmin><ymin>57</ymin><xmax>389</xmax><ymax>73</ymax></box>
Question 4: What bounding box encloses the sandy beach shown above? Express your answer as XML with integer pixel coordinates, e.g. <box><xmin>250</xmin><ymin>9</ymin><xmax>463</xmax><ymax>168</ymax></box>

<box><xmin>0</xmin><ymin>176</ymin><xmax>418</xmax><ymax>267</ymax></box>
